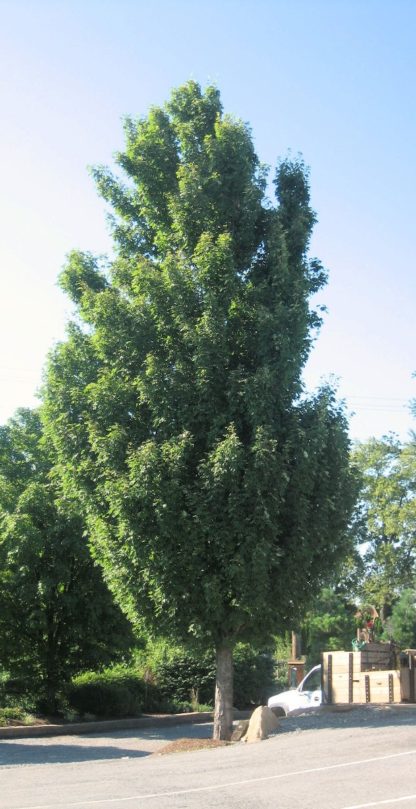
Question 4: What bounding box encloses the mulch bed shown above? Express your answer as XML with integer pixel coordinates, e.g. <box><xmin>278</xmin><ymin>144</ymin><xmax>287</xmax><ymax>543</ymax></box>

<box><xmin>156</xmin><ymin>738</ymin><xmax>231</xmax><ymax>755</ymax></box>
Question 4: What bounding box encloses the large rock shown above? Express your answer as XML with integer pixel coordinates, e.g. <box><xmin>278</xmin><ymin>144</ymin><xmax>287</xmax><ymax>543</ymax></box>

<box><xmin>244</xmin><ymin>706</ymin><xmax>279</xmax><ymax>743</ymax></box>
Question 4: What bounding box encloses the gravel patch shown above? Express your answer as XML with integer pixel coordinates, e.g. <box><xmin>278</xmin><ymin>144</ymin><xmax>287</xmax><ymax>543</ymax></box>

<box><xmin>275</xmin><ymin>703</ymin><xmax>416</xmax><ymax>736</ymax></box>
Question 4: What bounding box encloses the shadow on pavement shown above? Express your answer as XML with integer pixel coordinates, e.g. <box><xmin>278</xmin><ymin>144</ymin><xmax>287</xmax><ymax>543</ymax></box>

<box><xmin>0</xmin><ymin>722</ymin><xmax>214</xmax><ymax>767</ymax></box>
<box><xmin>0</xmin><ymin>742</ymin><xmax>150</xmax><ymax>767</ymax></box>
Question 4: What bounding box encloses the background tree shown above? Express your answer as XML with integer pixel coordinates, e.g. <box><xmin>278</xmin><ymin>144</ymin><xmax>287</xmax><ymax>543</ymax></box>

<box><xmin>44</xmin><ymin>81</ymin><xmax>357</xmax><ymax>738</ymax></box>
<box><xmin>388</xmin><ymin>589</ymin><xmax>416</xmax><ymax>648</ymax></box>
<box><xmin>301</xmin><ymin>586</ymin><xmax>358</xmax><ymax>665</ymax></box>
<box><xmin>0</xmin><ymin>409</ymin><xmax>135</xmax><ymax>712</ymax></box>
<box><xmin>352</xmin><ymin>435</ymin><xmax>416</xmax><ymax>620</ymax></box>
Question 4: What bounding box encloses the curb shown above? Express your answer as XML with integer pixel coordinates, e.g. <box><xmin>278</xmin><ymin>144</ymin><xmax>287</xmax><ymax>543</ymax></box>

<box><xmin>0</xmin><ymin>710</ymin><xmax>251</xmax><ymax>740</ymax></box>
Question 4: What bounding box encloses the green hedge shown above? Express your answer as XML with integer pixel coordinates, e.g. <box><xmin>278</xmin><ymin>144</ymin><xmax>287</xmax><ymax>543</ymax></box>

<box><xmin>154</xmin><ymin>653</ymin><xmax>215</xmax><ymax>705</ymax></box>
<box><xmin>66</xmin><ymin>646</ymin><xmax>278</xmax><ymax>718</ymax></box>
<box><xmin>0</xmin><ymin>706</ymin><xmax>34</xmax><ymax>726</ymax></box>
<box><xmin>66</xmin><ymin>667</ymin><xmax>161</xmax><ymax>718</ymax></box>
<box><xmin>152</xmin><ymin>645</ymin><xmax>276</xmax><ymax>709</ymax></box>
<box><xmin>234</xmin><ymin>648</ymin><xmax>277</xmax><ymax>708</ymax></box>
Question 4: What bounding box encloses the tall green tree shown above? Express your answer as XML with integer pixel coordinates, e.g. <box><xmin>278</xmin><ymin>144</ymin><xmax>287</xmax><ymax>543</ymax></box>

<box><xmin>301</xmin><ymin>586</ymin><xmax>358</xmax><ymax>665</ymax></box>
<box><xmin>44</xmin><ymin>81</ymin><xmax>356</xmax><ymax>738</ymax></box>
<box><xmin>352</xmin><ymin>435</ymin><xmax>416</xmax><ymax>620</ymax></box>
<box><xmin>388</xmin><ymin>589</ymin><xmax>416</xmax><ymax>648</ymax></box>
<box><xmin>0</xmin><ymin>409</ymin><xmax>135</xmax><ymax>712</ymax></box>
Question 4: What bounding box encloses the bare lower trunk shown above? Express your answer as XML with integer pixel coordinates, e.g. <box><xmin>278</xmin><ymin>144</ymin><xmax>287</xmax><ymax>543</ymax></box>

<box><xmin>213</xmin><ymin>642</ymin><xmax>233</xmax><ymax>741</ymax></box>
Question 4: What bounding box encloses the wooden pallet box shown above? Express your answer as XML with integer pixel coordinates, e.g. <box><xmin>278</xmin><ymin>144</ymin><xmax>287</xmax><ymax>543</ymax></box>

<box><xmin>399</xmin><ymin>667</ymin><xmax>416</xmax><ymax>701</ymax></box>
<box><xmin>357</xmin><ymin>670</ymin><xmax>401</xmax><ymax>703</ymax></box>
<box><xmin>322</xmin><ymin>651</ymin><xmax>362</xmax><ymax>675</ymax></box>
<box><xmin>322</xmin><ymin>650</ymin><xmax>403</xmax><ymax>704</ymax></box>
<box><xmin>325</xmin><ymin>668</ymin><xmax>401</xmax><ymax>704</ymax></box>
<box><xmin>360</xmin><ymin>642</ymin><xmax>397</xmax><ymax>671</ymax></box>
<box><xmin>328</xmin><ymin>671</ymin><xmax>359</xmax><ymax>704</ymax></box>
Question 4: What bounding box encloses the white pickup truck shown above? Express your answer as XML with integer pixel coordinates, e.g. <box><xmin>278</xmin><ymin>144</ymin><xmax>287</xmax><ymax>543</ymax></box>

<box><xmin>267</xmin><ymin>665</ymin><xmax>322</xmax><ymax>716</ymax></box>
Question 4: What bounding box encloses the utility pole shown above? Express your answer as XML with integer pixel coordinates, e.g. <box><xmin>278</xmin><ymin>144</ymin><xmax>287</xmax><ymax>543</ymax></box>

<box><xmin>288</xmin><ymin>632</ymin><xmax>304</xmax><ymax>686</ymax></box>
<box><xmin>291</xmin><ymin>631</ymin><xmax>301</xmax><ymax>660</ymax></box>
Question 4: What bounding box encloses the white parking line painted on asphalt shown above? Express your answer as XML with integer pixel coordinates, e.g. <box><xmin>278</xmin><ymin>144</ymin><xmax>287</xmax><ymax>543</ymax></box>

<box><xmin>342</xmin><ymin>796</ymin><xmax>416</xmax><ymax>808</ymax></box>
<box><xmin>13</xmin><ymin>749</ymin><xmax>416</xmax><ymax>809</ymax></box>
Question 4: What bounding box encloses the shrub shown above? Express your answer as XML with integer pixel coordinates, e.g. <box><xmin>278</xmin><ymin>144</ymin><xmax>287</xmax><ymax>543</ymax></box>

<box><xmin>66</xmin><ymin>666</ymin><xmax>161</xmax><ymax>718</ymax></box>
<box><xmin>142</xmin><ymin>642</ymin><xmax>276</xmax><ymax>710</ymax></box>
<box><xmin>233</xmin><ymin>647</ymin><xmax>277</xmax><ymax>708</ymax></box>
<box><xmin>67</xmin><ymin>680</ymin><xmax>136</xmax><ymax>718</ymax></box>
<box><xmin>0</xmin><ymin>706</ymin><xmax>35</xmax><ymax>726</ymax></box>
<box><xmin>154</xmin><ymin>652</ymin><xmax>216</xmax><ymax>706</ymax></box>
<box><xmin>66</xmin><ymin>644</ymin><xmax>278</xmax><ymax>719</ymax></box>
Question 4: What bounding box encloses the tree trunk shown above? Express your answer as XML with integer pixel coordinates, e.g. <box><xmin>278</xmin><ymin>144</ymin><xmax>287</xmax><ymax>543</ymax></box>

<box><xmin>213</xmin><ymin>642</ymin><xmax>233</xmax><ymax>741</ymax></box>
<box><xmin>45</xmin><ymin>614</ymin><xmax>60</xmax><ymax>715</ymax></box>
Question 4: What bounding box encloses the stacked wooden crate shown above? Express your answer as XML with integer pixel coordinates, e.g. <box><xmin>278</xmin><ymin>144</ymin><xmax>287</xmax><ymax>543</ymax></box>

<box><xmin>399</xmin><ymin>649</ymin><xmax>416</xmax><ymax>702</ymax></box>
<box><xmin>322</xmin><ymin>643</ymin><xmax>403</xmax><ymax>705</ymax></box>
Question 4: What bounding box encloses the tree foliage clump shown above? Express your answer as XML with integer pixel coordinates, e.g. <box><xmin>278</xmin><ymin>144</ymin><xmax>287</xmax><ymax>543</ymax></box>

<box><xmin>0</xmin><ymin>409</ymin><xmax>135</xmax><ymax>712</ymax></box>
<box><xmin>352</xmin><ymin>435</ymin><xmax>416</xmax><ymax>619</ymax></box>
<box><xmin>388</xmin><ymin>589</ymin><xmax>416</xmax><ymax>649</ymax></box>
<box><xmin>301</xmin><ymin>587</ymin><xmax>358</xmax><ymax>665</ymax></box>
<box><xmin>44</xmin><ymin>81</ymin><xmax>356</xmax><ymax>737</ymax></box>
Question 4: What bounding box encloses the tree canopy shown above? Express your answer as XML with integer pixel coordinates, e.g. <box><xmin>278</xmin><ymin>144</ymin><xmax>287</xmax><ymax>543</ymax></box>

<box><xmin>44</xmin><ymin>81</ymin><xmax>357</xmax><ymax>737</ymax></box>
<box><xmin>0</xmin><ymin>409</ymin><xmax>135</xmax><ymax>711</ymax></box>
<box><xmin>388</xmin><ymin>589</ymin><xmax>416</xmax><ymax>648</ymax></box>
<box><xmin>352</xmin><ymin>434</ymin><xmax>416</xmax><ymax>620</ymax></box>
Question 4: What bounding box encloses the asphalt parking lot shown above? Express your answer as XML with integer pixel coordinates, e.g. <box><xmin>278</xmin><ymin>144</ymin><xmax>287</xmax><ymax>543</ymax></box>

<box><xmin>1</xmin><ymin>706</ymin><xmax>416</xmax><ymax>809</ymax></box>
<box><xmin>0</xmin><ymin>719</ymin><xmax>214</xmax><ymax>766</ymax></box>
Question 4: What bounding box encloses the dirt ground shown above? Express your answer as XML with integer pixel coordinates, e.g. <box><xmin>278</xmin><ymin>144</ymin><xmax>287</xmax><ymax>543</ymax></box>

<box><xmin>157</xmin><ymin>737</ymin><xmax>230</xmax><ymax>754</ymax></box>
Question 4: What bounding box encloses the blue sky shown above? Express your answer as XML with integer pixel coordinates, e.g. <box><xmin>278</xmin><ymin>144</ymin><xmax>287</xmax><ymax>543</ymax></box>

<box><xmin>1</xmin><ymin>0</ymin><xmax>415</xmax><ymax>441</ymax></box>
